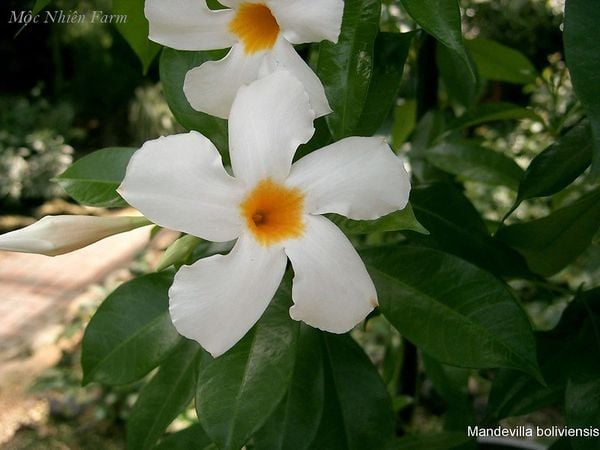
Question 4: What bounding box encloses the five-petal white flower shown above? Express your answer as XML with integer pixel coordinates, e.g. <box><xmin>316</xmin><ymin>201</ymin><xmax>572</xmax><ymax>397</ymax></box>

<box><xmin>145</xmin><ymin>0</ymin><xmax>343</xmax><ymax>119</ymax></box>
<box><xmin>118</xmin><ymin>71</ymin><xmax>411</xmax><ymax>357</ymax></box>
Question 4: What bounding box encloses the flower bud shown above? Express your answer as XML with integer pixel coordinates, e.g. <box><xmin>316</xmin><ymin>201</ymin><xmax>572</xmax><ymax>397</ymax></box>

<box><xmin>0</xmin><ymin>215</ymin><xmax>151</xmax><ymax>256</ymax></box>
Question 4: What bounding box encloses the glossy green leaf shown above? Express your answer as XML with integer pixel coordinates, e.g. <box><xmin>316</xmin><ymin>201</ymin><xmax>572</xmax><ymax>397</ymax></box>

<box><xmin>395</xmin><ymin>433</ymin><xmax>474</xmax><ymax>450</ymax></box>
<box><xmin>160</xmin><ymin>48</ymin><xmax>229</xmax><ymax>154</ymax></box>
<box><xmin>56</xmin><ymin>147</ymin><xmax>135</xmax><ymax>208</ymax></box>
<box><xmin>564</xmin><ymin>0</ymin><xmax>600</xmax><ymax>178</ymax></box>
<box><xmin>317</xmin><ymin>0</ymin><xmax>381</xmax><ymax>139</ymax></box>
<box><xmin>465</xmin><ymin>38</ymin><xmax>537</xmax><ymax>84</ymax></box>
<box><xmin>448</xmin><ymin>102</ymin><xmax>542</xmax><ymax>130</ymax></box>
<box><xmin>364</xmin><ymin>245</ymin><xmax>540</xmax><ymax>378</ymax></box>
<box><xmin>355</xmin><ymin>31</ymin><xmax>414</xmax><ymax>136</ymax></box>
<box><xmin>113</xmin><ymin>0</ymin><xmax>161</xmax><ymax>74</ymax></box>
<box><xmin>436</xmin><ymin>43</ymin><xmax>479</xmax><ymax>108</ymax></box>
<box><xmin>516</xmin><ymin>121</ymin><xmax>593</xmax><ymax>203</ymax></box>
<box><xmin>308</xmin><ymin>334</ymin><xmax>395</xmax><ymax>450</ymax></box>
<box><xmin>195</xmin><ymin>284</ymin><xmax>299</xmax><ymax>450</ymax></box>
<box><xmin>328</xmin><ymin>204</ymin><xmax>428</xmax><ymax>236</ymax></box>
<box><xmin>410</xmin><ymin>183</ymin><xmax>532</xmax><ymax>277</ymax></box>
<box><xmin>497</xmin><ymin>188</ymin><xmax>600</xmax><ymax>276</ymax></box>
<box><xmin>400</xmin><ymin>0</ymin><xmax>475</xmax><ymax>81</ymax></box>
<box><xmin>127</xmin><ymin>340</ymin><xmax>201</xmax><ymax>450</ymax></box>
<box><xmin>155</xmin><ymin>424</ymin><xmax>213</xmax><ymax>450</ymax></box>
<box><xmin>81</xmin><ymin>272</ymin><xmax>181</xmax><ymax>385</ymax></box>
<box><xmin>254</xmin><ymin>326</ymin><xmax>324</xmax><ymax>450</ymax></box>
<box><xmin>425</xmin><ymin>142</ymin><xmax>524</xmax><ymax>190</ymax></box>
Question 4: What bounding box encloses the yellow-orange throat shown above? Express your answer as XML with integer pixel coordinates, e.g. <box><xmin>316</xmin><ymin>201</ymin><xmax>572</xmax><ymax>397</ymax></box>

<box><xmin>241</xmin><ymin>179</ymin><xmax>304</xmax><ymax>246</ymax></box>
<box><xmin>229</xmin><ymin>3</ymin><xmax>280</xmax><ymax>54</ymax></box>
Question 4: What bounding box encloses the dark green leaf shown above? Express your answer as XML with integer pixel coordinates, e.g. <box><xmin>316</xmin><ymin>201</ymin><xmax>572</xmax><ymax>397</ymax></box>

<box><xmin>155</xmin><ymin>424</ymin><xmax>213</xmax><ymax>450</ymax></box>
<box><xmin>436</xmin><ymin>43</ymin><xmax>479</xmax><ymax>108</ymax></box>
<box><xmin>81</xmin><ymin>273</ymin><xmax>181</xmax><ymax>385</ymax></box>
<box><xmin>32</xmin><ymin>0</ymin><xmax>50</xmax><ymax>15</ymax></box>
<box><xmin>566</xmin><ymin>372</ymin><xmax>600</xmax><ymax>450</ymax></box>
<box><xmin>308</xmin><ymin>334</ymin><xmax>395</xmax><ymax>450</ymax></box>
<box><xmin>127</xmin><ymin>340</ymin><xmax>201</xmax><ymax>450</ymax></box>
<box><xmin>516</xmin><ymin>121</ymin><xmax>593</xmax><ymax>203</ymax></box>
<box><xmin>160</xmin><ymin>48</ymin><xmax>229</xmax><ymax>155</ymax></box>
<box><xmin>564</xmin><ymin>0</ymin><xmax>600</xmax><ymax>178</ymax></box>
<box><xmin>395</xmin><ymin>433</ymin><xmax>474</xmax><ymax>450</ymax></box>
<box><xmin>364</xmin><ymin>245</ymin><xmax>540</xmax><ymax>378</ymax></box>
<box><xmin>465</xmin><ymin>38</ymin><xmax>537</xmax><ymax>84</ymax></box>
<box><xmin>497</xmin><ymin>188</ymin><xmax>600</xmax><ymax>276</ymax></box>
<box><xmin>113</xmin><ymin>0</ymin><xmax>161</xmax><ymax>74</ymax></box>
<box><xmin>195</xmin><ymin>284</ymin><xmax>299</xmax><ymax>450</ymax></box>
<box><xmin>448</xmin><ymin>102</ymin><xmax>542</xmax><ymax>130</ymax></box>
<box><xmin>328</xmin><ymin>204</ymin><xmax>428</xmax><ymax>236</ymax></box>
<box><xmin>56</xmin><ymin>147</ymin><xmax>135</xmax><ymax>208</ymax></box>
<box><xmin>317</xmin><ymin>0</ymin><xmax>381</xmax><ymax>139</ymax></box>
<box><xmin>425</xmin><ymin>142</ymin><xmax>524</xmax><ymax>190</ymax></box>
<box><xmin>410</xmin><ymin>183</ymin><xmax>532</xmax><ymax>277</ymax></box>
<box><xmin>356</xmin><ymin>31</ymin><xmax>414</xmax><ymax>136</ymax></box>
<box><xmin>254</xmin><ymin>326</ymin><xmax>324</xmax><ymax>450</ymax></box>
<box><xmin>400</xmin><ymin>0</ymin><xmax>475</xmax><ymax>81</ymax></box>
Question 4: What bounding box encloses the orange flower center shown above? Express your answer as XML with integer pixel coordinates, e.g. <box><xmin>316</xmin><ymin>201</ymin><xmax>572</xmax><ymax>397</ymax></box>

<box><xmin>229</xmin><ymin>3</ymin><xmax>280</xmax><ymax>54</ymax></box>
<box><xmin>240</xmin><ymin>178</ymin><xmax>305</xmax><ymax>246</ymax></box>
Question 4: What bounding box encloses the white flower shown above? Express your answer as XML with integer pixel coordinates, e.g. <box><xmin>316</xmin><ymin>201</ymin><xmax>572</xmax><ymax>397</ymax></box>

<box><xmin>118</xmin><ymin>71</ymin><xmax>411</xmax><ymax>357</ymax></box>
<box><xmin>145</xmin><ymin>0</ymin><xmax>344</xmax><ymax>119</ymax></box>
<box><xmin>0</xmin><ymin>216</ymin><xmax>150</xmax><ymax>257</ymax></box>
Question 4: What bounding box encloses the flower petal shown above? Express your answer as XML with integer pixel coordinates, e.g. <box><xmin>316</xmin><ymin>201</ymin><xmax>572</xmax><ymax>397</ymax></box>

<box><xmin>267</xmin><ymin>0</ymin><xmax>344</xmax><ymax>45</ymax></box>
<box><xmin>118</xmin><ymin>132</ymin><xmax>245</xmax><ymax>242</ymax></box>
<box><xmin>169</xmin><ymin>233</ymin><xmax>287</xmax><ymax>357</ymax></box>
<box><xmin>145</xmin><ymin>0</ymin><xmax>236</xmax><ymax>51</ymax></box>
<box><xmin>263</xmin><ymin>38</ymin><xmax>332</xmax><ymax>118</ymax></box>
<box><xmin>229</xmin><ymin>70</ymin><xmax>315</xmax><ymax>186</ymax></box>
<box><xmin>0</xmin><ymin>216</ymin><xmax>150</xmax><ymax>257</ymax></box>
<box><xmin>284</xmin><ymin>215</ymin><xmax>377</xmax><ymax>333</ymax></box>
<box><xmin>287</xmin><ymin>137</ymin><xmax>411</xmax><ymax>220</ymax></box>
<box><xmin>183</xmin><ymin>43</ymin><xmax>266</xmax><ymax>119</ymax></box>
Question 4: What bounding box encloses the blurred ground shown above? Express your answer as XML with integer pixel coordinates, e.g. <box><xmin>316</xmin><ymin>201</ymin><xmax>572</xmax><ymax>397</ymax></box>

<box><xmin>0</xmin><ymin>222</ymin><xmax>152</xmax><ymax>446</ymax></box>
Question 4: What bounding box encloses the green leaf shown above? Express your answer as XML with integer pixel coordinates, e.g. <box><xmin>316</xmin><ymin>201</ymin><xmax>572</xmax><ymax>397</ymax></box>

<box><xmin>355</xmin><ymin>31</ymin><xmax>414</xmax><ymax>136</ymax></box>
<box><xmin>317</xmin><ymin>0</ymin><xmax>381</xmax><ymax>139</ymax></box>
<box><xmin>448</xmin><ymin>102</ymin><xmax>542</xmax><ymax>130</ymax></box>
<box><xmin>56</xmin><ymin>147</ymin><xmax>135</xmax><ymax>208</ymax></box>
<box><xmin>328</xmin><ymin>204</ymin><xmax>428</xmax><ymax>236</ymax></box>
<box><xmin>425</xmin><ymin>141</ymin><xmax>524</xmax><ymax>190</ymax></box>
<box><xmin>113</xmin><ymin>0</ymin><xmax>161</xmax><ymax>74</ymax></box>
<box><xmin>81</xmin><ymin>273</ymin><xmax>181</xmax><ymax>385</ymax></box>
<box><xmin>436</xmin><ymin>43</ymin><xmax>479</xmax><ymax>108</ymax></box>
<box><xmin>410</xmin><ymin>183</ymin><xmax>532</xmax><ymax>277</ymax></box>
<box><xmin>127</xmin><ymin>340</ymin><xmax>201</xmax><ymax>450</ymax></box>
<box><xmin>497</xmin><ymin>188</ymin><xmax>600</xmax><ymax>276</ymax></box>
<box><xmin>564</xmin><ymin>0</ymin><xmax>600</xmax><ymax>179</ymax></box>
<box><xmin>254</xmin><ymin>326</ymin><xmax>324</xmax><ymax>450</ymax></box>
<box><xmin>566</xmin><ymin>372</ymin><xmax>600</xmax><ymax>450</ymax></box>
<box><xmin>32</xmin><ymin>0</ymin><xmax>51</xmax><ymax>15</ymax></box>
<box><xmin>155</xmin><ymin>424</ymin><xmax>213</xmax><ymax>450</ymax></box>
<box><xmin>160</xmin><ymin>48</ymin><xmax>229</xmax><ymax>155</ymax></box>
<box><xmin>195</xmin><ymin>283</ymin><xmax>299</xmax><ymax>450</ymax></box>
<box><xmin>395</xmin><ymin>433</ymin><xmax>474</xmax><ymax>450</ymax></box>
<box><xmin>308</xmin><ymin>334</ymin><xmax>395</xmax><ymax>450</ymax></box>
<box><xmin>364</xmin><ymin>245</ymin><xmax>540</xmax><ymax>379</ymax></box>
<box><xmin>391</xmin><ymin>100</ymin><xmax>417</xmax><ymax>149</ymax></box>
<box><xmin>516</xmin><ymin>121</ymin><xmax>593</xmax><ymax>203</ymax></box>
<box><xmin>465</xmin><ymin>38</ymin><xmax>537</xmax><ymax>84</ymax></box>
<box><xmin>400</xmin><ymin>0</ymin><xmax>475</xmax><ymax>81</ymax></box>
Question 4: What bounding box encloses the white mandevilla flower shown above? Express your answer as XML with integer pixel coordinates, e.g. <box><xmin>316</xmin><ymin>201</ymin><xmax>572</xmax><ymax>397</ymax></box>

<box><xmin>0</xmin><ymin>216</ymin><xmax>150</xmax><ymax>257</ymax></box>
<box><xmin>145</xmin><ymin>0</ymin><xmax>343</xmax><ymax>119</ymax></box>
<box><xmin>118</xmin><ymin>71</ymin><xmax>411</xmax><ymax>357</ymax></box>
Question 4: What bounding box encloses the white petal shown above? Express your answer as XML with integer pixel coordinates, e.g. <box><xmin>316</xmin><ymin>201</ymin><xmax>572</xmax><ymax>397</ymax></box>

<box><xmin>145</xmin><ymin>0</ymin><xmax>236</xmax><ymax>51</ymax></box>
<box><xmin>183</xmin><ymin>43</ymin><xmax>266</xmax><ymax>119</ymax></box>
<box><xmin>229</xmin><ymin>70</ymin><xmax>315</xmax><ymax>186</ymax></box>
<box><xmin>169</xmin><ymin>233</ymin><xmax>287</xmax><ymax>357</ymax></box>
<box><xmin>0</xmin><ymin>216</ymin><xmax>149</xmax><ymax>257</ymax></box>
<box><xmin>264</xmin><ymin>38</ymin><xmax>332</xmax><ymax>118</ymax></box>
<box><xmin>118</xmin><ymin>132</ymin><xmax>245</xmax><ymax>242</ymax></box>
<box><xmin>267</xmin><ymin>0</ymin><xmax>343</xmax><ymax>44</ymax></box>
<box><xmin>284</xmin><ymin>215</ymin><xmax>377</xmax><ymax>333</ymax></box>
<box><xmin>287</xmin><ymin>137</ymin><xmax>411</xmax><ymax>220</ymax></box>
